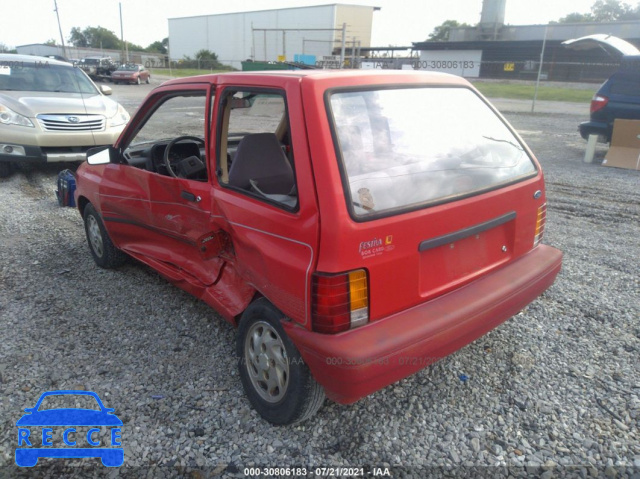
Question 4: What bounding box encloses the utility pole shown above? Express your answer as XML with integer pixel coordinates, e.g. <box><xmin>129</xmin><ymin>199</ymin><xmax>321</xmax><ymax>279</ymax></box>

<box><xmin>120</xmin><ymin>2</ymin><xmax>125</xmax><ymax>63</ymax></box>
<box><xmin>53</xmin><ymin>0</ymin><xmax>67</xmax><ymax>59</ymax></box>
<box><xmin>340</xmin><ymin>23</ymin><xmax>346</xmax><ymax>69</ymax></box>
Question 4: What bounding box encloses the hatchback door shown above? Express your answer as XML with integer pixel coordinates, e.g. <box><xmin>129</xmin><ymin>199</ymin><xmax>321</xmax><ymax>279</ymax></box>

<box><xmin>313</xmin><ymin>80</ymin><xmax>548</xmax><ymax>323</ymax></box>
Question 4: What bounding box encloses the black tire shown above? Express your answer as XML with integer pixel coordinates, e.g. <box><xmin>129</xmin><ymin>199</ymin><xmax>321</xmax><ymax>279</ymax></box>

<box><xmin>136</xmin><ymin>77</ymin><xmax>141</xmax><ymax>85</ymax></box>
<box><xmin>237</xmin><ymin>298</ymin><xmax>325</xmax><ymax>425</ymax></box>
<box><xmin>145</xmin><ymin>75</ymin><xmax>150</xmax><ymax>84</ymax></box>
<box><xmin>0</xmin><ymin>162</ymin><xmax>13</xmax><ymax>178</ymax></box>
<box><xmin>83</xmin><ymin>203</ymin><xmax>127</xmax><ymax>268</ymax></box>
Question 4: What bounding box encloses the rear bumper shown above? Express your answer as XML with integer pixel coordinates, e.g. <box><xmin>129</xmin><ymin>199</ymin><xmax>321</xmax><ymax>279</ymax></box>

<box><xmin>579</xmin><ymin>121</ymin><xmax>610</xmax><ymax>141</ymax></box>
<box><xmin>285</xmin><ymin>244</ymin><xmax>562</xmax><ymax>404</ymax></box>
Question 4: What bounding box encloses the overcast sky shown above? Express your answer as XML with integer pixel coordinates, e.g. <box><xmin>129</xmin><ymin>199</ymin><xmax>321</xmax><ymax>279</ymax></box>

<box><xmin>3</xmin><ymin>0</ymin><xmax>600</xmax><ymax>51</ymax></box>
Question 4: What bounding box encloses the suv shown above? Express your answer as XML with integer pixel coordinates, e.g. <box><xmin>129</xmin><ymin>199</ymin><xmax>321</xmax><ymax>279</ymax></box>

<box><xmin>0</xmin><ymin>54</ymin><xmax>130</xmax><ymax>177</ymax></box>
<box><xmin>75</xmin><ymin>71</ymin><xmax>562</xmax><ymax>424</ymax></box>
<box><xmin>78</xmin><ymin>56</ymin><xmax>118</xmax><ymax>79</ymax></box>
<box><xmin>580</xmin><ymin>55</ymin><xmax>640</xmax><ymax>142</ymax></box>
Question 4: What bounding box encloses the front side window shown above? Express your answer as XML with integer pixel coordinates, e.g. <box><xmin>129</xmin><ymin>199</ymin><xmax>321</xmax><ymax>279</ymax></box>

<box><xmin>218</xmin><ymin>89</ymin><xmax>297</xmax><ymax>210</ymax></box>
<box><xmin>328</xmin><ymin>87</ymin><xmax>537</xmax><ymax>219</ymax></box>
<box><xmin>123</xmin><ymin>91</ymin><xmax>210</xmax><ymax>181</ymax></box>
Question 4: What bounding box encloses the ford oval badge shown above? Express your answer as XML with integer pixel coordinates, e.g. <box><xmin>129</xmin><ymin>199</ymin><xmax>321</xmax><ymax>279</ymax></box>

<box><xmin>533</xmin><ymin>190</ymin><xmax>542</xmax><ymax>199</ymax></box>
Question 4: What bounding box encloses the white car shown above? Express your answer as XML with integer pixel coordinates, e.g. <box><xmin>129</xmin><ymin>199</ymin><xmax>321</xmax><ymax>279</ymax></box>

<box><xmin>0</xmin><ymin>54</ymin><xmax>130</xmax><ymax>177</ymax></box>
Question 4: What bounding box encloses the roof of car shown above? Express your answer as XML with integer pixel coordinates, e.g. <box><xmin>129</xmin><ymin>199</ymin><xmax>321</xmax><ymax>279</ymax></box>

<box><xmin>0</xmin><ymin>53</ymin><xmax>71</xmax><ymax>66</ymax></box>
<box><xmin>161</xmin><ymin>69</ymin><xmax>468</xmax><ymax>88</ymax></box>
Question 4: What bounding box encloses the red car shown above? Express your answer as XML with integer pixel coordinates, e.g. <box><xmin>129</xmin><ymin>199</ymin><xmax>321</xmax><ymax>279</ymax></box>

<box><xmin>111</xmin><ymin>64</ymin><xmax>150</xmax><ymax>85</ymax></box>
<box><xmin>75</xmin><ymin>71</ymin><xmax>562</xmax><ymax>425</ymax></box>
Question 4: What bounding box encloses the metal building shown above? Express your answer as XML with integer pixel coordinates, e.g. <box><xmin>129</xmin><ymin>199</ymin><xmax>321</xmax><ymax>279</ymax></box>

<box><xmin>168</xmin><ymin>4</ymin><xmax>379</xmax><ymax>68</ymax></box>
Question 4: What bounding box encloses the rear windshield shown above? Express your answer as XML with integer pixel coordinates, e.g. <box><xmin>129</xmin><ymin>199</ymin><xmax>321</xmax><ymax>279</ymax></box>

<box><xmin>328</xmin><ymin>87</ymin><xmax>537</xmax><ymax>219</ymax></box>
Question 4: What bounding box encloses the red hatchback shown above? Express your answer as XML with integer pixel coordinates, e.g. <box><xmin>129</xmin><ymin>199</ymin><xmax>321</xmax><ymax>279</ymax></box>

<box><xmin>111</xmin><ymin>64</ymin><xmax>150</xmax><ymax>85</ymax></box>
<box><xmin>75</xmin><ymin>70</ymin><xmax>562</xmax><ymax>424</ymax></box>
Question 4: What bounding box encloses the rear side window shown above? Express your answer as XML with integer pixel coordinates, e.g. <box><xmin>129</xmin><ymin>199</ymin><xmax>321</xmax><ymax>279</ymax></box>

<box><xmin>327</xmin><ymin>87</ymin><xmax>537</xmax><ymax>219</ymax></box>
<box><xmin>609</xmin><ymin>72</ymin><xmax>640</xmax><ymax>96</ymax></box>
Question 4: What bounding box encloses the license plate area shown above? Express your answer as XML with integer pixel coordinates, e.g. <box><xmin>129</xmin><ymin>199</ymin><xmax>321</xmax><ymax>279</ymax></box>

<box><xmin>419</xmin><ymin>212</ymin><xmax>515</xmax><ymax>298</ymax></box>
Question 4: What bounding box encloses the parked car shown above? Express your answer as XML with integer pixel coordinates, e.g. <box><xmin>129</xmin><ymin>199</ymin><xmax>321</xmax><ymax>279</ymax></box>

<box><xmin>579</xmin><ymin>55</ymin><xmax>640</xmax><ymax>142</ymax></box>
<box><xmin>111</xmin><ymin>64</ymin><xmax>150</xmax><ymax>85</ymax></box>
<box><xmin>75</xmin><ymin>70</ymin><xmax>562</xmax><ymax>425</ymax></box>
<box><xmin>562</xmin><ymin>34</ymin><xmax>640</xmax><ymax>142</ymax></box>
<box><xmin>78</xmin><ymin>56</ymin><xmax>118</xmax><ymax>80</ymax></box>
<box><xmin>0</xmin><ymin>54</ymin><xmax>129</xmax><ymax>177</ymax></box>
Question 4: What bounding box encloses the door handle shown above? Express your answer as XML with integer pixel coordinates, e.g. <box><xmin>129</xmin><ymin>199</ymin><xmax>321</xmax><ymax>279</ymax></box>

<box><xmin>181</xmin><ymin>190</ymin><xmax>201</xmax><ymax>202</ymax></box>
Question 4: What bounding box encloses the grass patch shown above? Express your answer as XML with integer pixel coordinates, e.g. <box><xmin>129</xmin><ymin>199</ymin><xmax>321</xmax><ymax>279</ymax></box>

<box><xmin>471</xmin><ymin>81</ymin><xmax>595</xmax><ymax>103</ymax></box>
<box><xmin>149</xmin><ymin>68</ymin><xmax>232</xmax><ymax>78</ymax></box>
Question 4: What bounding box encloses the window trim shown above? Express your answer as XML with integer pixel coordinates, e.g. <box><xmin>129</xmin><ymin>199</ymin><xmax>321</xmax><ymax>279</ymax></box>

<box><xmin>324</xmin><ymin>84</ymin><xmax>539</xmax><ymax>223</ymax></box>
<box><xmin>215</xmin><ymin>86</ymin><xmax>299</xmax><ymax>213</ymax></box>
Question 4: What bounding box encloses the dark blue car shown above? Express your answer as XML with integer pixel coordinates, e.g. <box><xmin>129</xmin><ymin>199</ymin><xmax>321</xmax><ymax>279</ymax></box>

<box><xmin>579</xmin><ymin>55</ymin><xmax>640</xmax><ymax>142</ymax></box>
<box><xmin>15</xmin><ymin>390</ymin><xmax>123</xmax><ymax>467</ymax></box>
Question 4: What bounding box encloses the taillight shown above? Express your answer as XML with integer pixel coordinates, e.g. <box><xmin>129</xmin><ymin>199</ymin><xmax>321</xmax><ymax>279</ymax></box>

<box><xmin>534</xmin><ymin>203</ymin><xmax>546</xmax><ymax>247</ymax></box>
<box><xmin>311</xmin><ymin>269</ymin><xmax>369</xmax><ymax>334</ymax></box>
<box><xmin>590</xmin><ymin>95</ymin><xmax>608</xmax><ymax>114</ymax></box>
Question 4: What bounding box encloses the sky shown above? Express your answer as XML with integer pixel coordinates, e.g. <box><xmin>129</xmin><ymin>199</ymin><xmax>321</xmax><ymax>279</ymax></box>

<box><xmin>2</xmin><ymin>0</ymin><xmax>601</xmax><ymax>51</ymax></box>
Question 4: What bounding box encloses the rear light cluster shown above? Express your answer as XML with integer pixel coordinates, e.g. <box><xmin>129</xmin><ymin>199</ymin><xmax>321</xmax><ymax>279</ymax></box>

<box><xmin>534</xmin><ymin>203</ymin><xmax>546</xmax><ymax>247</ymax></box>
<box><xmin>590</xmin><ymin>95</ymin><xmax>609</xmax><ymax>114</ymax></box>
<box><xmin>311</xmin><ymin>269</ymin><xmax>369</xmax><ymax>334</ymax></box>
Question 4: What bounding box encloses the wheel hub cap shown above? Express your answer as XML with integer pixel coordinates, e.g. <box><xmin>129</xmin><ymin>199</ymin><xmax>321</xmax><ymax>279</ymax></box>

<box><xmin>244</xmin><ymin>321</ymin><xmax>289</xmax><ymax>403</ymax></box>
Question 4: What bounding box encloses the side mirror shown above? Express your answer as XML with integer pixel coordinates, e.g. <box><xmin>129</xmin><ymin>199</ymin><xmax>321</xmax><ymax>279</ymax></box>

<box><xmin>87</xmin><ymin>146</ymin><xmax>119</xmax><ymax>165</ymax></box>
<box><xmin>100</xmin><ymin>85</ymin><xmax>113</xmax><ymax>96</ymax></box>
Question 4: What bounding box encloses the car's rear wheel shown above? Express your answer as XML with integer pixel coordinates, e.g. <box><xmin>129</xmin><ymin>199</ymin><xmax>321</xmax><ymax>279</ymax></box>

<box><xmin>0</xmin><ymin>162</ymin><xmax>14</xmax><ymax>178</ymax></box>
<box><xmin>83</xmin><ymin>203</ymin><xmax>127</xmax><ymax>268</ymax></box>
<box><xmin>237</xmin><ymin>298</ymin><xmax>325</xmax><ymax>425</ymax></box>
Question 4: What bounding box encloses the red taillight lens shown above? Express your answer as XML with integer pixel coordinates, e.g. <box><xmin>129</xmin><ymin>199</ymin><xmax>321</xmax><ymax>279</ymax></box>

<box><xmin>312</xmin><ymin>270</ymin><xmax>369</xmax><ymax>334</ymax></box>
<box><xmin>590</xmin><ymin>95</ymin><xmax>608</xmax><ymax>114</ymax></box>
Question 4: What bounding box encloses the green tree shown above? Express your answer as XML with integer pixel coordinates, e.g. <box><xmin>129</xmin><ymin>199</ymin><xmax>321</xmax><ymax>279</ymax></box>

<box><xmin>558</xmin><ymin>12</ymin><xmax>595</xmax><ymax>22</ymax></box>
<box><xmin>44</xmin><ymin>39</ymin><xmax>58</xmax><ymax>46</ymax></box>
<box><xmin>427</xmin><ymin>20</ymin><xmax>471</xmax><ymax>42</ymax></box>
<box><xmin>558</xmin><ymin>0</ymin><xmax>640</xmax><ymax>22</ymax></box>
<box><xmin>69</xmin><ymin>27</ymin><xmax>88</xmax><ymax>47</ymax></box>
<box><xmin>195</xmin><ymin>49</ymin><xmax>219</xmax><ymax>61</ymax></box>
<box><xmin>69</xmin><ymin>26</ymin><xmax>122</xmax><ymax>49</ymax></box>
<box><xmin>83</xmin><ymin>26</ymin><xmax>120</xmax><ymax>49</ymax></box>
<box><xmin>0</xmin><ymin>42</ymin><xmax>17</xmax><ymax>53</ymax></box>
<box><xmin>591</xmin><ymin>0</ymin><xmax>640</xmax><ymax>20</ymax></box>
<box><xmin>146</xmin><ymin>37</ymin><xmax>168</xmax><ymax>54</ymax></box>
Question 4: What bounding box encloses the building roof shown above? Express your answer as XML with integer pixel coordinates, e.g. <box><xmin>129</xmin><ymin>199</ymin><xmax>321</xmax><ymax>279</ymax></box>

<box><xmin>169</xmin><ymin>4</ymin><xmax>380</xmax><ymax>21</ymax></box>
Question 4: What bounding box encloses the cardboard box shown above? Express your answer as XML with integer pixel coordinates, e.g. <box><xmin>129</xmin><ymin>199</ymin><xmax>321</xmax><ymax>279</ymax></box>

<box><xmin>603</xmin><ymin>119</ymin><xmax>640</xmax><ymax>170</ymax></box>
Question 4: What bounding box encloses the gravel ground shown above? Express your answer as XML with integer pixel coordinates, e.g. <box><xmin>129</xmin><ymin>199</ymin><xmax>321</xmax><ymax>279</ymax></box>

<box><xmin>0</xmin><ymin>85</ymin><xmax>639</xmax><ymax>478</ymax></box>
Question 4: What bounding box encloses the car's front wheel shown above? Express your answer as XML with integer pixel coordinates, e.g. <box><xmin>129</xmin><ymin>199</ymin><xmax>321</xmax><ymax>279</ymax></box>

<box><xmin>237</xmin><ymin>298</ymin><xmax>325</xmax><ymax>425</ymax></box>
<box><xmin>136</xmin><ymin>76</ymin><xmax>141</xmax><ymax>85</ymax></box>
<box><xmin>83</xmin><ymin>203</ymin><xmax>127</xmax><ymax>268</ymax></box>
<box><xmin>146</xmin><ymin>75</ymin><xmax>150</xmax><ymax>84</ymax></box>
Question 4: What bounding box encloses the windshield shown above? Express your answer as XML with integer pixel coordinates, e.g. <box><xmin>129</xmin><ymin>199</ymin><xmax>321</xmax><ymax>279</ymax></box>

<box><xmin>83</xmin><ymin>59</ymin><xmax>100</xmax><ymax>65</ymax></box>
<box><xmin>0</xmin><ymin>63</ymin><xmax>98</xmax><ymax>94</ymax></box>
<box><xmin>328</xmin><ymin>87</ymin><xmax>537</xmax><ymax>218</ymax></box>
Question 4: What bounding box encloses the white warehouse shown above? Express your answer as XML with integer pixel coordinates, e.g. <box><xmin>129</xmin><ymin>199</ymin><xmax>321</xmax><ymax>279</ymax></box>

<box><xmin>168</xmin><ymin>4</ymin><xmax>379</xmax><ymax>68</ymax></box>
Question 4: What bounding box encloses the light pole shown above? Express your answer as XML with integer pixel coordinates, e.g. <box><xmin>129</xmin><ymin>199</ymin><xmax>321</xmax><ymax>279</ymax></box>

<box><xmin>53</xmin><ymin>0</ymin><xmax>68</xmax><ymax>59</ymax></box>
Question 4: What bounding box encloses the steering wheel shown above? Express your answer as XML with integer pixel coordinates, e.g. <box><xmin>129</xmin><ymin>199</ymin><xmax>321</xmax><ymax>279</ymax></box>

<box><xmin>163</xmin><ymin>136</ymin><xmax>205</xmax><ymax>178</ymax></box>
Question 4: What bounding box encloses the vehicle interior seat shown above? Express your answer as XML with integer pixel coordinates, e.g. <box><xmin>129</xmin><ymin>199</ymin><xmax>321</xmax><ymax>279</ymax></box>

<box><xmin>228</xmin><ymin>133</ymin><xmax>297</xmax><ymax>206</ymax></box>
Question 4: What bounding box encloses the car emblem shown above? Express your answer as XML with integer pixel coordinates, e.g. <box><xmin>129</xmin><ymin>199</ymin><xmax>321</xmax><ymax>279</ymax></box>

<box><xmin>67</xmin><ymin>116</ymin><xmax>80</xmax><ymax>124</ymax></box>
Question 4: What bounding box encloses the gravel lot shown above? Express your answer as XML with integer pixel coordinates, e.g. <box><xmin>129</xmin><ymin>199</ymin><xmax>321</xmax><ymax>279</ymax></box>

<box><xmin>0</xmin><ymin>81</ymin><xmax>638</xmax><ymax>478</ymax></box>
